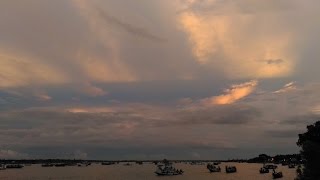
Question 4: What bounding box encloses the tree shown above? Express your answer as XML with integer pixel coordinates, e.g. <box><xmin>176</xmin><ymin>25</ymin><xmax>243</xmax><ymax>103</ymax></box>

<box><xmin>297</xmin><ymin>121</ymin><xmax>320</xmax><ymax>180</ymax></box>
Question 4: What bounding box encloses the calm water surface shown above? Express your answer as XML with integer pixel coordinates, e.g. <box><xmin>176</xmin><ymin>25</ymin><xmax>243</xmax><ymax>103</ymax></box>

<box><xmin>0</xmin><ymin>162</ymin><xmax>297</xmax><ymax>180</ymax></box>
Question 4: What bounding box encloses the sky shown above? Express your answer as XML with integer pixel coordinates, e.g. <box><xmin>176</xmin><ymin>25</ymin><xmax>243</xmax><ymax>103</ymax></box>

<box><xmin>0</xmin><ymin>0</ymin><xmax>320</xmax><ymax>160</ymax></box>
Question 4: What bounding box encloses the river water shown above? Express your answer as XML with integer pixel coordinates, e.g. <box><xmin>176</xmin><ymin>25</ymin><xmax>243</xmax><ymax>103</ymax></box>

<box><xmin>0</xmin><ymin>162</ymin><xmax>297</xmax><ymax>180</ymax></box>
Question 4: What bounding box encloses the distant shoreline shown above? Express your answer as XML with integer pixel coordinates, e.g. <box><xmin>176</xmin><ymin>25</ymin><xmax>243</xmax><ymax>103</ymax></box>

<box><xmin>0</xmin><ymin>153</ymin><xmax>301</xmax><ymax>164</ymax></box>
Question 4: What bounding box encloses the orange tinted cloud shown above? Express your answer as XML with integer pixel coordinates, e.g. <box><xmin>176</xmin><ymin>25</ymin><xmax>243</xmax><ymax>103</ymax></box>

<box><xmin>75</xmin><ymin>52</ymin><xmax>136</xmax><ymax>83</ymax></box>
<box><xmin>0</xmin><ymin>51</ymin><xmax>67</xmax><ymax>88</ymax></box>
<box><xmin>72</xmin><ymin>0</ymin><xmax>137</xmax><ymax>83</ymax></box>
<box><xmin>178</xmin><ymin>1</ymin><xmax>295</xmax><ymax>79</ymax></box>
<box><xmin>202</xmin><ymin>80</ymin><xmax>258</xmax><ymax>105</ymax></box>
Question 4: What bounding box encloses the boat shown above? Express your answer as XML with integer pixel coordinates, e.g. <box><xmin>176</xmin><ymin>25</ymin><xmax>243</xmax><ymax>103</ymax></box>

<box><xmin>77</xmin><ymin>163</ymin><xmax>89</xmax><ymax>167</ymax></box>
<box><xmin>54</xmin><ymin>163</ymin><xmax>66</xmax><ymax>167</ymax></box>
<box><xmin>264</xmin><ymin>164</ymin><xmax>278</xmax><ymax>169</ymax></box>
<box><xmin>66</xmin><ymin>163</ymin><xmax>77</xmax><ymax>166</ymax></box>
<box><xmin>259</xmin><ymin>167</ymin><xmax>269</xmax><ymax>174</ymax></box>
<box><xmin>190</xmin><ymin>161</ymin><xmax>204</xmax><ymax>165</ymax></box>
<box><xmin>0</xmin><ymin>164</ymin><xmax>6</xmax><ymax>170</ymax></box>
<box><xmin>41</xmin><ymin>164</ymin><xmax>53</xmax><ymax>167</ymax></box>
<box><xmin>154</xmin><ymin>163</ymin><xmax>183</xmax><ymax>176</ymax></box>
<box><xmin>225</xmin><ymin>166</ymin><xmax>237</xmax><ymax>173</ymax></box>
<box><xmin>101</xmin><ymin>162</ymin><xmax>115</xmax><ymax>165</ymax></box>
<box><xmin>272</xmin><ymin>169</ymin><xmax>283</xmax><ymax>179</ymax></box>
<box><xmin>123</xmin><ymin>163</ymin><xmax>132</xmax><ymax>166</ymax></box>
<box><xmin>84</xmin><ymin>162</ymin><xmax>91</xmax><ymax>166</ymax></box>
<box><xmin>5</xmin><ymin>164</ymin><xmax>24</xmax><ymax>169</ymax></box>
<box><xmin>207</xmin><ymin>163</ymin><xmax>221</xmax><ymax>172</ymax></box>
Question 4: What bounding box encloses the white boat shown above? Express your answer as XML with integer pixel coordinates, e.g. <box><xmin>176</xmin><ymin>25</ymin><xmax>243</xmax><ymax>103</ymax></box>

<box><xmin>154</xmin><ymin>163</ymin><xmax>183</xmax><ymax>176</ymax></box>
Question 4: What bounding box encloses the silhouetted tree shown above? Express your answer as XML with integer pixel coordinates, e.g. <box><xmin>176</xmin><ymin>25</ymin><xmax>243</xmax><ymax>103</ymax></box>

<box><xmin>296</xmin><ymin>121</ymin><xmax>320</xmax><ymax>180</ymax></box>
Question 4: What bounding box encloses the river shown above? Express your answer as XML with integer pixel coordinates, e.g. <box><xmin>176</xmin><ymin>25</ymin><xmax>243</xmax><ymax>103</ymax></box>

<box><xmin>0</xmin><ymin>162</ymin><xmax>297</xmax><ymax>180</ymax></box>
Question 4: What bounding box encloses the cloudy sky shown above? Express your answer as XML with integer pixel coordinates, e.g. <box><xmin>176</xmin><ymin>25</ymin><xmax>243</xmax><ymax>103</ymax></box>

<box><xmin>0</xmin><ymin>0</ymin><xmax>320</xmax><ymax>160</ymax></box>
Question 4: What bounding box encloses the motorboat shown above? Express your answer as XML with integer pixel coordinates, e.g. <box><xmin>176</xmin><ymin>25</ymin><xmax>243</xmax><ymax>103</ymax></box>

<box><xmin>259</xmin><ymin>167</ymin><xmax>269</xmax><ymax>174</ymax></box>
<box><xmin>5</xmin><ymin>164</ymin><xmax>24</xmax><ymax>169</ymax></box>
<box><xmin>54</xmin><ymin>163</ymin><xmax>66</xmax><ymax>167</ymax></box>
<box><xmin>225</xmin><ymin>166</ymin><xmax>237</xmax><ymax>173</ymax></box>
<box><xmin>207</xmin><ymin>163</ymin><xmax>221</xmax><ymax>172</ymax></box>
<box><xmin>272</xmin><ymin>169</ymin><xmax>283</xmax><ymax>179</ymax></box>
<box><xmin>264</xmin><ymin>164</ymin><xmax>278</xmax><ymax>169</ymax></box>
<box><xmin>101</xmin><ymin>162</ymin><xmax>115</xmax><ymax>165</ymax></box>
<box><xmin>41</xmin><ymin>164</ymin><xmax>53</xmax><ymax>167</ymax></box>
<box><xmin>155</xmin><ymin>163</ymin><xmax>183</xmax><ymax>176</ymax></box>
<box><xmin>123</xmin><ymin>163</ymin><xmax>132</xmax><ymax>166</ymax></box>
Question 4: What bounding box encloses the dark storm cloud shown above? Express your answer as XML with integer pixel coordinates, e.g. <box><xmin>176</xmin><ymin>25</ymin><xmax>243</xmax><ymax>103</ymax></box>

<box><xmin>265</xmin><ymin>129</ymin><xmax>303</xmax><ymax>138</ymax></box>
<box><xmin>173</xmin><ymin>105</ymin><xmax>262</xmax><ymax>125</ymax></box>
<box><xmin>184</xmin><ymin>141</ymin><xmax>236</xmax><ymax>150</ymax></box>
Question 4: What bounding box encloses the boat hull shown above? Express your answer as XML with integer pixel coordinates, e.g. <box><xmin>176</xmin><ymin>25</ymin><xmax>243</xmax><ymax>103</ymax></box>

<box><xmin>155</xmin><ymin>172</ymin><xmax>183</xmax><ymax>176</ymax></box>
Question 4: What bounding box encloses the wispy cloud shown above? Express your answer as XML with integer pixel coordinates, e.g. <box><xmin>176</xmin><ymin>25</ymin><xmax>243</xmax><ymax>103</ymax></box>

<box><xmin>273</xmin><ymin>81</ymin><xmax>297</xmax><ymax>93</ymax></box>
<box><xmin>0</xmin><ymin>51</ymin><xmax>67</xmax><ymax>88</ymax></box>
<box><xmin>72</xmin><ymin>0</ymin><xmax>165</xmax><ymax>42</ymax></box>
<box><xmin>34</xmin><ymin>93</ymin><xmax>52</xmax><ymax>101</ymax></box>
<box><xmin>95</xmin><ymin>7</ymin><xmax>166</xmax><ymax>42</ymax></box>
<box><xmin>201</xmin><ymin>80</ymin><xmax>258</xmax><ymax>105</ymax></box>
<box><xmin>81</xmin><ymin>83</ymin><xmax>107</xmax><ymax>97</ymax></box>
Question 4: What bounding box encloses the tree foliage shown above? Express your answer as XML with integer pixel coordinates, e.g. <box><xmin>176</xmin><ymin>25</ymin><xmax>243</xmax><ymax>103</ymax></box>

<box><xmin>297</xmin><ymin>121</ymin><xmax>320</xmax><ymax>180</ymax></box>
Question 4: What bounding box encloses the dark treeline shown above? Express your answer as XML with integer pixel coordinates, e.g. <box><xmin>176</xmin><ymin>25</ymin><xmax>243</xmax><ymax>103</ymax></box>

<box><xmin>0</xmin><ymin>156</ymin><xmax>297</xmax><ymax>165</ymax></box>
<box><xmin>247</xmin><ymin>153</ymin><xmax>302</xmax><ymax>164</ymax></box>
